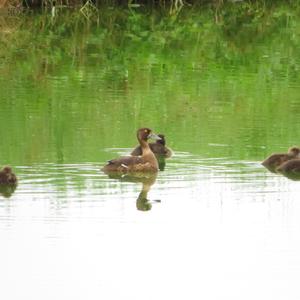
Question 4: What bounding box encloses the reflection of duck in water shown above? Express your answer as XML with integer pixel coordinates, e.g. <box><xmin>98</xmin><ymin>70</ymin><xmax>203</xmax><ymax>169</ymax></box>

<box><xmin>106</xmin><ymin>172</ymin><xmax>158</xmax><ymax>211</ymax></box>
<box><xmin>262</xmin><ymin>146</ymin><xmax>300</xmax><ymax>173</ymax></box>
<box><xmin>131</xmin><ymin>134</ymin><xmax>172</xmax><ymax>171</ymax></box>
<box><xmin>102</xmin><ymin>128</ymin><xmax>161</xmax><ymax>173</ymax></box>
<box><xmin>276</xmin><ymin>159</ymin><xmax>300</xmax><ymax>180</ymax></box>
<box><xmin>136</xmin><ymin>174</ymin><xmax>158</xmax><ymax>211</ymax></box>
<box><xmin>0</xmin><ymin>184</ymin><xmax>17</xmax><ymax>198</ymax></box>
<box><xmin>156</xmin><ymin>156</ymin><xmax>166</xmax><ymax>171</ymax></box>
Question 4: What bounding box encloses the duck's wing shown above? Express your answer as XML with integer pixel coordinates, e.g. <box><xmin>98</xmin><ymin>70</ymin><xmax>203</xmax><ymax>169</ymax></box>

<box><xmin>8</xmin><ymin>174</ymin><xmax>17</xmax><ymax>184</ymax></box>
<box><xmin>277</xmin><ymin>159</ymin><xmax>300</xmax><ymax>173</ymax></box>
<box><xmin>107</xmin><ymin>155</ymin><xmax>143</xmax><ymax>167</ymax></box>
<box><xmin>262</xmin><ymin>153</ymin><xmax>286</xmax><ymax>166</ymax></box>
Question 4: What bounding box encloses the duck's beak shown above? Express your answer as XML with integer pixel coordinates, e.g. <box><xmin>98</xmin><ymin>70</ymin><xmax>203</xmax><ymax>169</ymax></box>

<box><xmin>147</xmin><ymin>133</ymin><xmax>161</xmax><ymax>141</ymax></box>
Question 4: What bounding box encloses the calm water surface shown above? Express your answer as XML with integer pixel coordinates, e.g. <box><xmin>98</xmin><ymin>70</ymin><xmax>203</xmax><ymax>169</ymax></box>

<box><xmin>1</xmin><ymin>8</ymin><xmax>300</xmax><ymax>300</ymax></box>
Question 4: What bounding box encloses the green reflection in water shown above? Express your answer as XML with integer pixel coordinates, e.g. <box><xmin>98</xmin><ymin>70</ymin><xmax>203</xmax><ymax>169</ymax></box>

<box><xmin>1</xmin><ymin>6</ymin><xmax>300</xmax><ymax>167</ymax></box>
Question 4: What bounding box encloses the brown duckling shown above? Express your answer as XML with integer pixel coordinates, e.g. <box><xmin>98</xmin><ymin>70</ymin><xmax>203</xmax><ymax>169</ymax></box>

<box><xmin>261</xmin><ymin>146</ymin><xmax>300</xmax><ymax>172</ymax></box>
<box><xmin>102</xmin><ymin>128</ymin><xmax>161</xmax><ymax>173</ymax></box>
<box><xmin>0</xmin><ymin>166</ymin><xmax>17</xmax><ymax>185</ymax></box>
<box><xmin>277</xmin><ymin>159</ymin><xmax>300</xmax><ymax>173</ymax></box>
<box><xmin>131</xmin><ymin>134</ymin><xmax>172</xmax><ymax>158</ymax></box>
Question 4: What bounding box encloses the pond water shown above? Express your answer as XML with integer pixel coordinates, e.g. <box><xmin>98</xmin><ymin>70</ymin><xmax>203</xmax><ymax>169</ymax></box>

<box><xmin>1</xmin><ymin>7</ymin><xmax>300</xmax><ymax>300</ymax></box>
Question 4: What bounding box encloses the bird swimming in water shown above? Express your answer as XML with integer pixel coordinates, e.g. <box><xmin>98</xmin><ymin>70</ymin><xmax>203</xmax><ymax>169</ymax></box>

<box><xmin>102</xmin><ymin>128</ymin><xmax>161</xmax><ymax>173</ymax></box>
<box><xmin>0</xmin><ymin>166</ymin><xmax>17</xmax><ymax>185</ymax></box>
<box><xmin>261</xmin><ymin>146</ymin><xmax>300</xmax><ymax>172</ymax></box>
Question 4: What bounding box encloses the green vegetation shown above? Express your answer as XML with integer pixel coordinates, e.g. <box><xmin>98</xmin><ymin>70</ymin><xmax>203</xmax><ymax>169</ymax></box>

<box><xmin>1</xmin><ymin>2</ymin><xmax>300</xmax><ymax>88</ymax></box>
<box><xmin>1</xmin><ymin>4</ymin><xmax>300</xmax><ymax>165</ymax></box>
<box><xmin>1</xmin><ymin>0</ymin><xmax>300</xmax><ymax>13</ymax></box>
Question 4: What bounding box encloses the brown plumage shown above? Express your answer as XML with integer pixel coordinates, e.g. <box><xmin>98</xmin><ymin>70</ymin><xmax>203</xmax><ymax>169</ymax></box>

<box><xmin>262</xmin><ymin>146</ymin><xmax>300</xmax><ymax>172</ymax></box>
<box><xmin>277</xmin><ymin>159</ymin><xmax>300</xmax><ymax>173</ymax></box>
<box><xmin>102</xmin><ymin>128</ymin><xmax>161</xmax><ymax>173</ymax></box>
<box><xmin>131</xmin><ymin>134</ymin><xmax>172</xmax><ymax>158</ymax></box>
<box><xmin>0</xmin><ymin>166</ymin><xmax>17</xmax><ymax>185</ymax></box>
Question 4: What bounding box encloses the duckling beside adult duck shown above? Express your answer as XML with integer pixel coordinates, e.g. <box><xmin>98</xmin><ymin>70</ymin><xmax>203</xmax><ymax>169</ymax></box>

<box><xmin>0</xmin><ymin>166</ymin><xmax>17</xmax><ymax>185</ymax></box>
<box><xmin>131</xmin><ymin>134</ymin><xmax>172</xmax><ymax>158</ymax></box>
<box><xmin>261</xmin><ymin>146</ymin><xmax>300</xmax><ymax>172</ymax></box>
<box><xmin>102</xmin><ymin>128</ymin><xmax>161</xmax><ymax>173</ymax></box>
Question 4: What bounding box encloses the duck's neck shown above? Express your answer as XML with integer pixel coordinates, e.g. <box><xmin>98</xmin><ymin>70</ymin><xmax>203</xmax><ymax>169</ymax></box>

<box><xmin>139</xmin><ymin>139</ymin><xmax>159</xmax><ymax>169</ymax></box>
<box><xmin>140</xmin><ymin>139</ymin><xmax>152</xmax><ymax>156</ymax></box>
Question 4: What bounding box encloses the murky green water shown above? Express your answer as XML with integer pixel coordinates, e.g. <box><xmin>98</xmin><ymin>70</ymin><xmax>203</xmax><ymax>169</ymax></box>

<box><xmin>1</xmin><ymin>7</ymin><xmax>300</xmax><ymax>300</ymax></box>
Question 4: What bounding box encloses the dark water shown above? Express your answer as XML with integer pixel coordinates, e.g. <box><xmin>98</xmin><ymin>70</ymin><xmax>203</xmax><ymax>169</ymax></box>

<box><xmin>1</xmin><ymin>7</ymin><xmax>300</xmax><ymax>300</ymax></box>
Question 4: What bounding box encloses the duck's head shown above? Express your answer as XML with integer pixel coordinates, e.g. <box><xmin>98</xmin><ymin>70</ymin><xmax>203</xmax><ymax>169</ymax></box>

<box><xmin>157</xmin><ymin>134</ymin><xmax>166</xmax><ymax>146</ymax></box>
<box><xmin>2</xmin><ymin>166</ymin><xmax>12</xmax><ymax>174</ymax></box>
<box><xmin>137</xmin><ymin>128</ymin><xmax>161</xmax><ymax>142</ymax></box>
<box><xmin>288</xmin><ymin>146</ymin><xmax>300</xmax><ymax>157</ymax></box>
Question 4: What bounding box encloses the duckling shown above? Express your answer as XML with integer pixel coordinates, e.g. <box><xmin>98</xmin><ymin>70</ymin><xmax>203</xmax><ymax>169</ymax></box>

<box><xmin>102</xmin><ymin>128</ymin><xmax>161</xmax><ymax>173</ymax></box>
<box><xmin>261</xmin><ymin>146</ymin><xmax>300</xmax><ymax>172</ymax></box>
<box><xmin>0</xmin><ymin>166</ymin><xmax>17</xmax><ymax>185</ymax></box>
<box><xmin>277</xmin><ymin>159</ymin><xmax>300</xmax><ymax>173</ymax></box>
<box><xmin>131</xmin><ymin>134</ymin><xmax>172</xmax><ymax>158</ymax></box>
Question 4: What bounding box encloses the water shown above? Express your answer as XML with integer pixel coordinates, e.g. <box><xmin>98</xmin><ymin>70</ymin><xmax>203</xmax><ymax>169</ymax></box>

<box><xmin>2</xmin><ymin>158</ymin><xmax>300</xmax><ymax>299</ymax></box>
<box><xmin>1</xmin><ymin>7</ymin><xmax>300</xmax><ymax>300</ymax></box>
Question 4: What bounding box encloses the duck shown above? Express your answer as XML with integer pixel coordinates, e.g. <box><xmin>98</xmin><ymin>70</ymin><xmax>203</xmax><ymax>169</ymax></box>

<box><xmin>131</xmin><ymin>134</ymin><xmax>172</xmax><ymax>158</ymax></box>
<box><xmin>0</xmin><ymin>166</ymin><xmax>17</xmax><ymax>185</ymax></box>
<box><xmin>261</xmin><ymin>146</ymin><xmax>300</xmax><ymax>172</ymax></box>
<box><xmin>102</xmin><ymin>128</ymin><xmax>161</xmax><ymax>173</ymax></box>
<box><xmin>276</xmin><ymin>159</ymin><xmax>300</xmax><ymax>173</ymax></box>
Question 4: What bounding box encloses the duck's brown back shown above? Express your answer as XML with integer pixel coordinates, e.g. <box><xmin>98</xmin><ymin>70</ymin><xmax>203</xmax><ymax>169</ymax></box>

<box><xmin>262</xmin><ymin>153</ymin><xmax>290</xmax><ymax>170</ymax></box>
<box><xmin>277</xmin><ymin>159</ymin><xmax>300</xmax><ymax>173</ymax></box>
<box><xmin>130</xmin><ymin>146</ymin><xmax>143</xmax><ymax>156</ymax></box>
